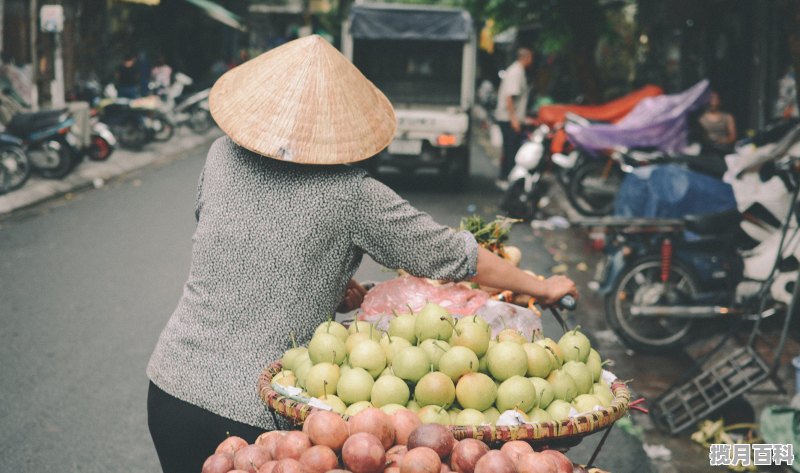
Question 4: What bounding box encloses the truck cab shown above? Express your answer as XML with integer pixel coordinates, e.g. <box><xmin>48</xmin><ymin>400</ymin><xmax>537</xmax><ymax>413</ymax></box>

<box><xmin>342</xmin><ymin>3</ymin><xmax>476</xmax><ymax>184</ymax></box>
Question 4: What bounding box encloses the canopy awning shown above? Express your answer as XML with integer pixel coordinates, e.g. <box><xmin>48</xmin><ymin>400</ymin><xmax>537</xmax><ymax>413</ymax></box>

<box><xmin>349</xmin><ymin>3</ymin><xmax>472</xmax><ymax>41</ymax></box>
<box><xmin>185</xmin><ymin>0</ymin><xmax>246</xmax><ymax>31</ymax></box>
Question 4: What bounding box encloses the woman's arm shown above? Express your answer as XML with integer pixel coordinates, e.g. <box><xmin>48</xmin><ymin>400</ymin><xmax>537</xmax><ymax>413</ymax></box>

<box><xmin>472</xmin><ymin>247</ymin><xmax>577</xmax><ymax>306</ymax></box>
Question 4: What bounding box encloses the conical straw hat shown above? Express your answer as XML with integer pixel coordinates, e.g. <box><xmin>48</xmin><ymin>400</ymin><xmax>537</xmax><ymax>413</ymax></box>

<box><xmin>209</xmin><ymin>35</ymin><xmax>397</xmax><ymax>165</ymax></box>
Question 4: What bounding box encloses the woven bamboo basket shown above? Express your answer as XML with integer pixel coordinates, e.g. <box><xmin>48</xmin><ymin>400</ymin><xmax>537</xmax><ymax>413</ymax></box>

<box><xmin>258</xmin><ymin>360</ymin><xmax>631</xmax><ymax>449</ymax></box>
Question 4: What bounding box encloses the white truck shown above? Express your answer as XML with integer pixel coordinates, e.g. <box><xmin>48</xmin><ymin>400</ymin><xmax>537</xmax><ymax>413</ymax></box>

<box><xmin>342</xmin><ymin>3</ymin><xmax>476</xmax><ymax>184</ymax></box>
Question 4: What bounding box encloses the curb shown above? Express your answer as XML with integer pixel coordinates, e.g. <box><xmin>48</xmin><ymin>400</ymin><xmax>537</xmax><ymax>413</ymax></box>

<box><xmin>0</xmin><ymin>128</ymin><xmax>223</xmax><ymax>215</ymax></box>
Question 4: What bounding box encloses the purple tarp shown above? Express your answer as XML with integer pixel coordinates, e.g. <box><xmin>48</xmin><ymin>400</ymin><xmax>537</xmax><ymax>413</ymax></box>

<box><xmin>565</xmin><ymin>80</ymin><xmax>711</xmax><ymax>154</ymax></box>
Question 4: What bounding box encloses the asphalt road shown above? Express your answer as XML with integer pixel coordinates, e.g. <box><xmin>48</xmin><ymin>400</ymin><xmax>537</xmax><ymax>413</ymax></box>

<box><xmin>0</xmin><ymin>136</ymin><xmax>653</xmax><ymax>472</ymax></box>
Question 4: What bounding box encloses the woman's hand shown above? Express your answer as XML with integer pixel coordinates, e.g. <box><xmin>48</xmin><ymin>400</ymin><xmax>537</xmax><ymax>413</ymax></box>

<box><xmin>337</xmin><ymin>279</ymin><xmax>367</xmax><ymax>313</ymax></box>
<box><xmin>536</xmin><ymin>275</ymin><xmax>579</xmax><ymax>307</ymax></box>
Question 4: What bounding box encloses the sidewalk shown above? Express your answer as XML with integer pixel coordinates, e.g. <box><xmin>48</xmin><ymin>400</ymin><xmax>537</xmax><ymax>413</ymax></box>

<box><xmin>0</xmin><ymin>127</ymin><xmax>223</xmax><ymax>215</ymax></box>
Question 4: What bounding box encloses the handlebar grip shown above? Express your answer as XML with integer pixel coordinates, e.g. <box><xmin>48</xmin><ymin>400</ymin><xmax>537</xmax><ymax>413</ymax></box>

<box><xmin>559</xmin><ymin>295</ymin><xmax>577</xmax><ymax>311</ymax></box>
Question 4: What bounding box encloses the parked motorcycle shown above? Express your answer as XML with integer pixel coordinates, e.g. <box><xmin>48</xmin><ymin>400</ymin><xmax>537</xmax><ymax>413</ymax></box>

<box><xmin>501</xmin><ymin>86</ymin><xmax>665</xmax><ymax>219</ymax></box>
<box><xmin>162</xmin><ymin>73</ymin><xmax>212</xmax><ymax>134</ymax></box>
<box><xmin>582</xmin><ymin>129</ymin><xmax>800</xmax><ymax>352</ymax></box>
<box><xmin>0</xmin><ymin>132</ymin><xmax>31</xmax><ymax>194</ymax></box>
<box><xmin>5</xmin><ymin>108</ymin><xmax>78</xmax><ymax>179</ymax></box>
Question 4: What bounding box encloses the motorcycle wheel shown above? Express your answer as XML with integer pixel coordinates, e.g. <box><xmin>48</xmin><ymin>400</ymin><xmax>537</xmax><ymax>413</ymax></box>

<box><xmin>152</xmin><ymin>114</ymin><xmax>174</xmax><ymax>142</ymax></box>
<box><xmin>188</xmin><ymin>108</ymin><xmax>213</xmax><ymax>134</ymax></box>
<box><xmin>33</xmin><ymin>138</ymin><xmax>75</xmax><ymax>179</ymax></box>
<box><xmin>604</xmin><ymin>256</ymin><xmax>698</xmax><ymax>352</ymax></box>
<box><xmin>502</xmin><ymin>178</ymin><xmax>537</xmax><ymax>220</ymax></box>
<box><xmin>566</xmin><ymin>158</ymin><xmax>623</xmax><ymax>216</ymax></box>
<box><xmin>88</xmin><ymin>135</ymin><xmax>113</xmax><ymax>161</ymax></box>
<box><xmin>115</xmin><ymin>118</ymin><xmax>148</xmax><ymax>150</ymax></box>
<box><xmin>0</xmin><ymin>145</ymin><xmax>31</xmax><ymax>192</ymax></box>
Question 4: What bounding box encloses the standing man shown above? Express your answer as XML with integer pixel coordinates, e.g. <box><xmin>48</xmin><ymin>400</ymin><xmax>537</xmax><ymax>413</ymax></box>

<box><xmin>494</xmin><ymin>47</ymin><xmax>534</xmax><ymax>189</ymax></box>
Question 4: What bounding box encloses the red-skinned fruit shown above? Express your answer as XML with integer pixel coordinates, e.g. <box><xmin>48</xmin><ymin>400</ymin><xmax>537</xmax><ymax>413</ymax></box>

<box><xmin>342</xmin><ymin>432</ymin><xmax>387</xmax><ymax>473</ymax></box>
<box><xmin>349</xmin><ymin>408</ymin><xmax>396</xmax><ymax>450</ymax></box>
<box><xmin>449</xmin><ymin>439</ymin><xmax>490</xmax><ymax>473</ymax></box>
<box><xmin>399</xmin><ymin>447</ymin><xmax>442</xmax><ymax>473</ymax></box>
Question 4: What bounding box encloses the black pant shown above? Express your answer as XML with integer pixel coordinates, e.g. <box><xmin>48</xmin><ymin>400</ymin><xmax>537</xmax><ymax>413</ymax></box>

<box><xmin>498</xmin><ymin>120</ymin><xmax>523</xmax><ymax>180</ymax></box>
<box><xmin>147</xmin><ymin>381</ymin><xmax>266</xmax><ymax>473</ymax></box>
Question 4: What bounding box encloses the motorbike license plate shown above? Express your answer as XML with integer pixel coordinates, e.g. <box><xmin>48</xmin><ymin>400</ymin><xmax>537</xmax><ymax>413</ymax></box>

<box><xmin>388</xmin><ymin>139</ymin><xmax>422</xmax><ymax>156</ymax></box>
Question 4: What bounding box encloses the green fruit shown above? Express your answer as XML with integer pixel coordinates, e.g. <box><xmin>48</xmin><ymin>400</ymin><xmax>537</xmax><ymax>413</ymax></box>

<box><xmin>487</xmin><ymin>341</ymin><xmax>528</xmax><ymax>381</ymax></box>
<box><xmin>455</xmin><ymin>409</ymin><xmax>487</xmax><ymax>426</ymax></box>
<box><xmin>305</xmin><ymin>363</ymin><xmax>340</xmax><ymax>398</ymax></box>
<box><xmin>562</xmin><ymin>361</ymin><xmax>593</xmax><ymax>394</ymax></box>
<box><xmin>314</xmin><ymin>320</ymin><xmax>349</xmax><ymax>341</ymax></box>
<box><xmin>415</xmin><ymin>303</ymin><xmax>454</xmax><ymax>341</ymax></box>
<box><xmin>546</xmin><ymin>370</ymin><xmax>578</xmax><ymax>402</ymax></box>
<box><xmin>414</xmin><ymin>372</ymin><xmax>456</xmax><ymax>408</ymax></box>
<box><xmin>526</xmin><ymin>407</ymin><xmax>553</xmax><ymax>423</ymax></box>
<box><xmin>281</xmin><ymin>347</ymin><xmax>308</xmax><ymax>371</ymax></box>
<box><xmin>308</xmin><ymin>333</ymin><xmax>347</xmax><ymax>365</ymax></box>
<box><xmin>522</xmin><ymin>342</ymin><xmax>553</xmax><ymax>378</ymax></box>
<box><xmin>496</xmin><ymin>375</ymin><xmax>537</xmax><ymax>412</ymax></box>
<box><xmin>482</xmin><ymin>407</ymin><xmax>501</xmax><ymax>424</ymax></box>
<box><xmin>380</xmin><ymin>335</ymin><xmax>412</xmax><ymax>364</ymax></box>
<box><xmin>478</xmin><ymin>354</ymin><xmax>489</xmax><ymax>374</ymax></box>
<box><xmin>438</xmin><ymin>346</ymin><xmax>479</xmax><ymax>383</ymax></box>
<box><xmin>348</xmin><ymin>320</ymin><xmax>376</xmax><ymax>336</ymax></box>
<box><xmin>349</xmin><ymin>340</ymin><xmax>387</xmax><ymax>378</ymax></box>
<box><xmin>273</xmin><ymin>370</ymin><xmax>297</xmax><ymax>387</ymax></box>
<box><xmin>345</xmin><ymin>400</ymin><xmax>374</xmax><ymax>416</ymax></box>
<box><xmin>592</xmin><ymin>383</ymin><xmax>614</xmax><ymax>406</ymax></box>
<box><xmin>295</xmin><ymin>358</ymin><xmax>313</xmax><ymax>388</ymax></box>
<box><xmin>449</xmin><ymin>408</ymin><xmax>461</xmax><ymax>424</ymax></box>
<box><xmin>380</xmin><ymin>404</ymin><xmax>408</xmax><ymax>415</ymax></box>
<box><xmin>535</xmin><ymin>338</ymin><xmax>563</xmax><ymax>368</ymax></box>
<box><xmin>345</xmin><ymin>333</ymin><xmax>370</xmax><ymax>354</ymax></box>
<box><xmin>406</xmin><ymin>399</ymin><xmax>421</xmax><ymax>412</ymax></box>
<box><xmin>455</xmin><ymin>373</ymin><xmax>497</xmax><ymax>411</ymax></box>
<box><xmin>497</xmin><ymin>328</ymin><xmax>526</xmax><ymax>344</ymax></box>
<box><xmin>558</xmin><ymin>328</ymin><xmax>591</xmax><ymax>363</ymax></box>
<box><xmin>586</xmin><ymin>349</ymin><xmax>602</xmax><ymax>382</ymax></box>
<box><xmin>389</xmin><ymin>313</ymin><xmax>417</xmax><ymax>344</ymax></box>
<box><xmin>420</xmin><ymin>339</ymin><xmax>450</xmax><ymax>370</ymax></box>
<box><xmin>546</xmin><ymin>399</ymin><xmax>574</xmax><ymax>421</ymax></box>
<box><xmin>417</xmin><ymin>405</ymin><xmax>451</xmax><ymax>425</ymax></box>
<box><xmin>450</xmin><ymin>321</ymin><xmax>491</xmax><ymax>357</ymax></box>
<box><xmin>371</xmin><ymin>375</ymin><xmax>410</xmax><ymax>407</ymax></box>
<box><xmin>336</xmin><ymin>367</ymin><xmax>374</xmax><ymax>404</ymax></box>
<box><xmin>392</xmin><ymin>346</ymin><xmax>431</xmax><ymax>383</ymax></box>
<box><xmin>573</xmin><ymin>394</ymin><xmax>602</xmax><ymax>414</ymax></box>
<box><xmin>457</xmin><ymin>314</ymin><xmax>490</xmax><ymax>331</ymax></box>
<box><xmin>529</xmin><ymin>377</ymin><xmax>555</xmax><ymax>409</ymax></box>
<box><xmin>317</xmin><ymin>394</ymin><xmax>347</xmax><ymax>414</ymax></box>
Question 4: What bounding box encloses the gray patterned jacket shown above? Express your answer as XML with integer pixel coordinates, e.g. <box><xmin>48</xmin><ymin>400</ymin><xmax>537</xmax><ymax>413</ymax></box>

<box><xmin>146</xmin><ymin>137</ymin><xmax>479</xmax><ymax>429</ymax></box>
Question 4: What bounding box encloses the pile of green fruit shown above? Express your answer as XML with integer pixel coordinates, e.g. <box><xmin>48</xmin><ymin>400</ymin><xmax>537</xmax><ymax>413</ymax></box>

<box><xmin>274</xmin><ymin>302</ymin><xmax>615</xmax><ymax>426</ymax></box>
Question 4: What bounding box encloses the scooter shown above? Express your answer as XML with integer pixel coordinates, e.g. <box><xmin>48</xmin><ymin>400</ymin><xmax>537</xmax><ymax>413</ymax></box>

<box><xmin>5</xmin><ymin>108</ymin><xmax>79</xmax><ymax>179</ymax></box>
<box><xmin>161</xmin><ymin>73</ymin><xmax>213</xmax><ymax>134</ymax></box>
<box><xmin>582</xmin><ymin>132</ymin><xmax>800</xmax><ymax>352</ymax></box>
<box><xmin>0</xmin><ymin>132</ymin><xmax>30</xmax><ymax>193</ymax></box>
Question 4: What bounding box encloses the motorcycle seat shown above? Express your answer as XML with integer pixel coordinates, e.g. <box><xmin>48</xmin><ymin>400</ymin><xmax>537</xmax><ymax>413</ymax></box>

<box><xmin>7</xmin><ymin>109</ymin><xmax>69</xmax><ymax>136</ymax></box>
<box><xmin>683</xmin><ymin>209</ymin><xmax>740</xmax><ymax>235</ymax></box>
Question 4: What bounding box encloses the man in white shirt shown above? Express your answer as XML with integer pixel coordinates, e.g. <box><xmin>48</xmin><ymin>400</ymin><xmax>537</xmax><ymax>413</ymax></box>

<box><xmin>494</xmin><ymin>48</ymin><xmax>533</xmax><ymax>188</ymax></box>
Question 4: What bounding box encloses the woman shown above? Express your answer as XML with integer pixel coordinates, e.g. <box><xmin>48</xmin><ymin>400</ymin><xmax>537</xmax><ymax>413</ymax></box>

<box><xmin>146</xmin><ymin>36</ymin><xmax>577</xmax><ymax>473</ymax></box>
<box><xmin>698</xmin><ymin>91</ymin><xmax>737</xmax><ymax>155</ymax></box>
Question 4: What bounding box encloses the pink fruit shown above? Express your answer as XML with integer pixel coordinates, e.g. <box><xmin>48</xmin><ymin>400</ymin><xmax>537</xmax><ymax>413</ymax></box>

<box><xmin>449</xmin><ymin>439</ymin><xmax>489</xmax><ymax>473</ymax></box>
<box><xmin>342</xmin><ymin>432</ymin><xmax>387</xmax><ymax>473</ymax></box>
<box><xmin>400</xmin><ymin>447</ymin><xmax>441</xmax><ymax>473</ymax></box>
